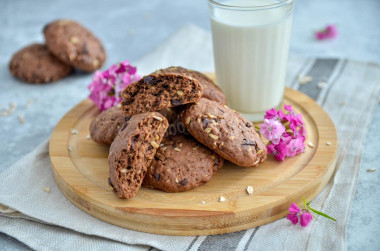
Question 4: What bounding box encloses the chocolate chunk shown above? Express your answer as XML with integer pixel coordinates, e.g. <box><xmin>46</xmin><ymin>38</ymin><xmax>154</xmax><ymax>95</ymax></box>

<box><xmin>170</xmin><ymin>99</ymin><xmax>182</xmax><ymax>106</ymax></box>
<box><xmin>202</xmin><ymin>117</ymin><xmax>211</xmax><ymax>127</ymax></box>
<box><xmin>246</xmin><ymin>122</ymin><xmax>252</xmax><ymax>128</ymax></box>
<box><xmin>153</xmin><ymin>173</ymin><xmax>160</xmax><ymax>181</ymax></box>
<box><xmin>143</xmin><ymin>76</ymin><xmax>154</xmax><ymax>84</ymax></box>
<box><xmin>179</xmin><ymin>178</ymin><xmax>188</xmax><ymax>186</ymax></box>
<box><xmin>120</xmin><ymin>122</ymin><xmax>128</xmax><ymax>131</ymax></box>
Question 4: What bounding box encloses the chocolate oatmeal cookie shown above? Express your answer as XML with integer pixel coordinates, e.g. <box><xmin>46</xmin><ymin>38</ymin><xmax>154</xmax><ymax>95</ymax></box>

<box><xmin>89</xmin><ymin>106</ymin><xmax>126</xmax><ymax>145</ymax></box>
<box><xmin>108</xmin><ymin>112</ymin><xmax>168</xmax><ymax>199</ymax></box>
<box><xmin>142</xmin><ymin>134</ymin><xmax>223</xmax><ymax>192</ymax></box>
<box><xmin>154</xmin><ymin>66</ymin><xmax>226</xmax><ymax>104</ymax></box>
<box><xmin>180</xmin><ymin>98</ymin><xmax>267</xmax><ymax>167</ymax></box>
<box><xmin>121</xmin><ymin>73</ymin><xmax>203</xmax><ymax>116</ymax></box>
<box><xmin>9</xmin><ymin>43</ymin><xmax>72</xmax><ymax>84</ymax></box>
<box><xmin>43</xmin><ymin>19</ymin><xmax>106</xmax><ymax>72</ymax></box>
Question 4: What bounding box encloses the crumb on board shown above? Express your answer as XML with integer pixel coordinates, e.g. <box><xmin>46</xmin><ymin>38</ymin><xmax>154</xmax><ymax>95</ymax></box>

<box><xmin>17</xmin><ymin>115</ymin><xmax>25</xmax><ymax>124</ymax></box>
<box><xmin>366</xmin><ymin>168</ymin><xmax>376</xmax><ymax>173</ymax></box>
<box><xmin>219</xmin><ymin>196</ymin><xmax>226</xmax><ymax>202</ymax></box>
<box><xmin>308</xmin><ymin>142</ymin><xmax>314</xmax><ymax>148</ymax></box>
<box><xmin>43</xmin><ymin>187</ymin><xmax>50</xmax><ymax>193</ymax></box>
<box><xmin>246</xmin><ymin>186</ymin><xmax>254</xmax><ymax>195</ymax></box>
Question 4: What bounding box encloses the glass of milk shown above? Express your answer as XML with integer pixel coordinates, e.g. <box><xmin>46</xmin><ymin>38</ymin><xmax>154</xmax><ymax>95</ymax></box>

<box><xmin>209</xmin><ymin>0</ymin><xmax>294</xmax><ymax>121</ymax></box>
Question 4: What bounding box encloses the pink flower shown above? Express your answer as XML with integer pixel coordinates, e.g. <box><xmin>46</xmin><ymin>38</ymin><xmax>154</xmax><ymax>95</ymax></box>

<box><xmin>287</xmin><ymin>203</ymin><xmax>312</xmax><ymax>227</ymax></box>
<box><xmin>300</xmin><ymin>211</ymin><xmax>313</xmax><ymax>227</ymax></box>
<box><xmin>264</xmin><ymin>108</ymin><xmax>285</xmax><ymax>121</ymax></box>
<box><xmin>260</xmin><ymin>119</ymin><xmax>285</xmax><ymax>144</ymax></box>
<box><xmin>267</xmin><ymin>142</ymin><xmax>287</xmax><ymax>161</ymax></box>
<box><xmin>315</xmin><ymin>24</ymin><xmax>338</xmax><ymax>40</ymax></box>
<box><xmin>286</xmin><ymin>199</ymin><xmax>336</xmax><ymax>228</ymax></box>
<box><xmin>260</xmin><ymin>105</ymin><xmax>306</xmax><ymax>161</ymax></box>
<box><xmin>287</xmin><ymin>138</ymin><xmax>304</xmax><ymax>157</ymax></box>
<box><xmin>88</xmin><ymin>60</ymin><xmax>140</xmax><ymax>111</ymax></box>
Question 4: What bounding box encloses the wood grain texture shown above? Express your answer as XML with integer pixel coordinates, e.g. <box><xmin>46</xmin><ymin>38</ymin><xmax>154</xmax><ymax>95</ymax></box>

<box><xmin>49</xmin><ymin>80</ymin><xmax>337</xmax><ymax>236</ymax></box>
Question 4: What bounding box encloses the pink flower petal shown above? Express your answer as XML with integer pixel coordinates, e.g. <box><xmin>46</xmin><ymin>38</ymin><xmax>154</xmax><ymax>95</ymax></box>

<box><xmin>300</xmin><ymin>212</ymin><xmax>313</xmax><ymax>227</ymax></box>
<box><xmin>289</xmin><ymin>203</ymin><xmax>301</xmax><ymax>214</ymax></box>
<box><xmin>287</xmin><ymin>213</ymin><xmax>299</xmax><ymax>225</ymax></box>
<box><xmin>315</xmin><ymin>24</ymin><xmax>338</xmax><ymax>40</ymax></box>
<box><xmin>259</xmin><ymin>119</ymin><xmax>285</xmax><ymax>143</ymax></box>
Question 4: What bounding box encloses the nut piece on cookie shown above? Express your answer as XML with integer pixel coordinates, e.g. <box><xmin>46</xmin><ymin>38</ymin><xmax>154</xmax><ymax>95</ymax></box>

<box><xmin>142</xmin><ymin>134</ymin><xmax>224</xmax><ymax>192</ymax></box>
<box><xmin>180</xmin><ymin>98</ymin><xmax>267</xmax><ymax>167</ymax></box>
<box><xmin>43</xmin><ymin>19</ymin><xmax>106</xmax><ymax>72</ymax></box>
<box><xmin>9</xmin><ymin>43</ymin><xmax>73</xmax><ymax>84</ymax></box>
<box><xmin>89</xmin><ymin>106</ymin><xmax>127</xmax><ymax>145</ymax></box>
<box><xmin>108</xmin><ymin>112</ymin><xmax>168</xmax><ymax>199</ymax></box>
<box><xmin>153</xmin><ymin>66</ymin><xmax>226</xmax><ymax>104</ymax></box>
<box><xmin>121</xmin><ymin>73</ymin><xmax>203</xmax><ymax>116</ymax></box>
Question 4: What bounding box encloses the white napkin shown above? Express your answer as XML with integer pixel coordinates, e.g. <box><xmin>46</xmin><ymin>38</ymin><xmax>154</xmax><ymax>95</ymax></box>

<box><xmin>1</xmin><ymin>25</ymin><xmax>379</xmax><ymax>251</ymax></box>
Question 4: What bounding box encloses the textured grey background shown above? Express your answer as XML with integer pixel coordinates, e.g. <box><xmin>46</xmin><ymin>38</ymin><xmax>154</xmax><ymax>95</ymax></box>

<box><xmin>0</xmin><ymin>0</ymin><xmax>379</xmax><ymax>250</ymax></box>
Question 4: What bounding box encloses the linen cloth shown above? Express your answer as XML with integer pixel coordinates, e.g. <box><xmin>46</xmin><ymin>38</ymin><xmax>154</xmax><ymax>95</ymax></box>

<box><xmin>0</xmin><ymin>25</ymin><xmax>379</xmax><ymax>251</ymax></box>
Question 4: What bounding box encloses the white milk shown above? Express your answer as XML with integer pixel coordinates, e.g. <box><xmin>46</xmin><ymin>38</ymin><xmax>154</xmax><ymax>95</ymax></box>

<box><xmin>210</xmin><ymin>0</ymin><xmax>293</xmax><ymax>120</ymax></box>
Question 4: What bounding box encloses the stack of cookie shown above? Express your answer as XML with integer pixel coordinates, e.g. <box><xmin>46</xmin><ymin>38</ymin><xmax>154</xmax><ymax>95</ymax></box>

<box><xmin>90</xmin><ymin>67</ymin><xmax>267</xmax><ymax>199</ymax></box>
<box><xmin>9</xmin><ymin>19</ymin><xmax>106</xmax><ymax>84</ymax></box>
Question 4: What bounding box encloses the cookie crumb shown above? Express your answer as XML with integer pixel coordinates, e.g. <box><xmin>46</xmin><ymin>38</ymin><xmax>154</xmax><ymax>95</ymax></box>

<box><xmin>17</xmin><ymin>115</ymin><xmax>25</xmax><ymax>124</ymax></box>
<box><xmin>366</xmin><ymin>168</ymin><xmax>376</xmax><ymax>173</ymax></box>
<box><xmin>298</xmin><ymin>75</ymin><xmax>312</xmax><ymax>85</ymax></box>
<box><xmin>325</xmin><ymin>141</ymin><xmax>332</xmax><ymax>146</ymax></box>
<box><xmin>68</xmin><ymin>146</ymin><xmax>72</xmax><ymax>152</ymax></box>
<box><xmin>246</xmin><ymin>186</ymin><xmax>254</xmax><ymax>195</ymax></box>
<box><xmin>43</xmin><ymin>187</ymin><xmax>50</xmax><ymax>193</ymax></box>
<box><xmin>317</xmin><ymin>81</ymin><xmax>328</xmax><ymax>89</ymax></box>
<box><xmin>70</xmin><ymin>129</ymin><xmax>79</xmax><ymax>134</ymax></box>
<box><xmin>219</xmin><ymin>196</ymin><xmax>226</xmax><ymax>202</ymax></box>
<box><xmin>86</xmin><ymin>134</ymin><xmax>91</xmax><ymax>139</ymax></box>
<box><xmin>307</xmin><ymin>142</ymin><xmax>314</xmax><ymax>148</ymax></box>
<box><xmin>201</xmin><ymin>201</ymin><xmax>206</xmax><ymax>204</ymax></box>
<box><xmin>26</xmin><ymin>99</ymin><xmax>33</xmax><ymax>108</ymax></box>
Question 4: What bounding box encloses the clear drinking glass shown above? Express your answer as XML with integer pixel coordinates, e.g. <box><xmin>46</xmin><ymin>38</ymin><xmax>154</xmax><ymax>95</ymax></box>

<box><xmin>208</xmin><ymin>0</ymin><xmax>294</xmax><ymax>121</ymax></box>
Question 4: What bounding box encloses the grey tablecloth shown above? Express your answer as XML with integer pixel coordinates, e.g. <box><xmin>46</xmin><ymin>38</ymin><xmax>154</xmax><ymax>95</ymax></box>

<box><xmin>0</xmin><ymin>25</ymin><xmax>379</xmax><ymax>250</ymax></box>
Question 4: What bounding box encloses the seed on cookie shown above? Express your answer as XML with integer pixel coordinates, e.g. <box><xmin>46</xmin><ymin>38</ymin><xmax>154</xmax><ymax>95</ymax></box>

<box><xmin>174</xmin><ymin>147</ymin><xmax>181</xmax><ymax>152</ymax></box>
<box><xmin>150</xmin><ymin>141</ymin><xmax>160</xmax><ymax>149</ymax></box>
<box><xmin>209</xmin><ymin>134</ymin><xmax>218</xmax><ymax>140</ymax></box>
<box><xmin>153</xmin><ymin>115</ymin><xmax>163</xmax><ymax>121</ymax></box>
<box><xmin>205</xmin><ymin>127</ymin><xmax>212</xmax><ymax>133</ymax></box>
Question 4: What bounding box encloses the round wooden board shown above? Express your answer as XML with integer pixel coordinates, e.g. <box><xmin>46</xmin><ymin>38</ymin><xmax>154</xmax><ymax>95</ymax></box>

<box><xmin>49</xmin><ymin>87</ymin><xmax>337</xmax><ymax>236</ymax></box>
